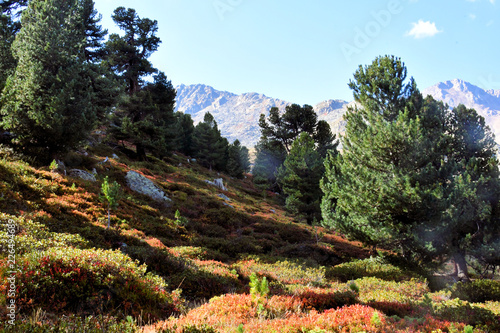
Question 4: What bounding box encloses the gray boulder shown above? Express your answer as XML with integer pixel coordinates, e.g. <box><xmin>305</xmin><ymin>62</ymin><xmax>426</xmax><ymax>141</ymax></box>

<box><xmin>69</xmin><ymin>169</ymin><xmax>96</xmax><ymax>182</ymax></box>
<box><xmin>217</xmin><ymin>193</ymin><xmax>231</xmax><ymax>202</ymax></box>
<box><xmin>125</xmin><ymin>171</ymin><xmax>172</xmax><ymax>205</ymax></box>
<box><xmin>205</xmin><ymin>178</ymin><xmax>227</xmax><ymax>191</ymax></box>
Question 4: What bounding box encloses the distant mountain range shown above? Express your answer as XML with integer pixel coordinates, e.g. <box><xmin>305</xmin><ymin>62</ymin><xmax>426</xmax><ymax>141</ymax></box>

<box><xmin>175</xmin><ymin>79</ymin><xmax>500</xmax><ymax>148</ymax></box>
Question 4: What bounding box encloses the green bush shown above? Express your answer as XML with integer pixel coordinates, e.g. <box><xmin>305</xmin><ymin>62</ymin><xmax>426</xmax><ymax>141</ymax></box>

<box><xmin>234</xmin><ymin>256</ymin><xmax>326</xmax><ymax>286</ymax></box>
<box><xmin>450</xmin><ymin>279</ymin><xmax>500</xmax><ymax>303</ymax></box>
<box><xmin>169</xmin><ymin>246</ymin><xmax>230</xmax><ymax>262</ymax></box>
<box><xmin>326</xmin><ymin>256</ymin><xmax>424</xmax><ymax>282</ymax></box>
<box><xmin>354</xmin><ymin>276</ymin><xmax>429</xmax><ymax>303</ymax></box>
<box><xmin>5</xmin><ymin>248</ymin><xmax>183</xmax><ymax>319</ymax></box>
<box><xmin>0</xmin><ymin>314</ymin><xmax>137</xmax><ymax>332</ymax></box>
<box><xmin>432</xmin><ymin>298</ymin><xmax>500</xmax><ymax>330</ymax></box>
<box><xmin>0</xmin><ymin>214</ymin><xmax>90</xmax><ymax>256</ymax></box>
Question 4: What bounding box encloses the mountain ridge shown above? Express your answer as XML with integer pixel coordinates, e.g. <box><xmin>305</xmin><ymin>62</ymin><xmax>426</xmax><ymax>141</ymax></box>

<box><xmin>176</xmin><ymin>79</ymin><xmax>500</xmax><ymax>147</ymax></box>
<box><xmin>175</xmin><ymin>84</ymin><xmax>350</xmax><ymax>147</ymax></box>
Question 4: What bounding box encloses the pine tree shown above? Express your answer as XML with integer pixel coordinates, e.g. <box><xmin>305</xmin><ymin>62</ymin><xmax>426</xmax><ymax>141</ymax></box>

<box><xmin>111</xmin><ymin>71</ymin><xmax>176</xmax><ymax>159</ymax></box>
<box><xmin>80</xmin><ymin>0</ymin><xmax>120</xmax><ymax>123</ymax></box>
<box><xmin>252</xmin><ymin>138</ymin><xmax>287</xmax><ymax>192</ymax></box>
<box><xmin>173</xmin><ymin>112</ymin><xmax>195</xmax><ymax>156</ymax></box>
<box><xmin>104</xmin><ymin>6</ymin><xmax>160</xmax><ymax>95</ymax></box>
<box><xmin>315</xmin><ymin>120</ymin><xmax>338</xmax><ymax>158</ymax></box>
<box><xmin>321</xmin><ymin>55</ymin><xmax>500</xmax><ymax>279</ymax></box>
<box><xmin>104</xmin><ymin>7</ymin><xmax>175</xmax><ymax>159</ymax></box>
<box><xmin>226</xmin><ymin>139</ymin><xmax>250</xmax><ymax>179</ymax></box>
<box><xmin>192</xmin><ymin>112</ymin><xmax>228</xmax><ymax>171</ymax></box>
<box><xmin>239</xmin><ymin>145</ymin><xmax>251</xmax><ymax>174</ymax></box>
<box><xmin>254</xmin><ymin>104</ymin><xmax>335</xmax><ymax>191</ymax></box>
<box><xmin>0</xmin><ymin>0</ymin><xmax>97</xmax><ymax>159</ymax></box>
<box><xmin>443</xmin><ymin>104</ymin><xmax>500</xmax><ymax>278</ymax></box>
<box><xmin>0</xmin><ymin>0</ymin><xmax>27</xmax><ymax>96</ymax></box>
<box><xmin>277</xmin><ymin>132</ymin><xmax>324</xmax><ymax>224</ymax></box>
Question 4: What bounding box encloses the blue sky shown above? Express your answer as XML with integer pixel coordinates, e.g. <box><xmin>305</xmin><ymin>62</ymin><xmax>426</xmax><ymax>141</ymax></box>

<box><xmin>93</xmin><ymin>0</ymin><xmax>500</xmax><ymax>104</ymax></box>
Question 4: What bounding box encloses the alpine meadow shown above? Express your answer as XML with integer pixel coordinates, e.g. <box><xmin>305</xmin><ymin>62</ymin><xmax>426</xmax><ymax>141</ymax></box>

<box><xmin>0</xmin><ymin>1</ymin><xmax>499</xmax><ymax>332</ymax></box>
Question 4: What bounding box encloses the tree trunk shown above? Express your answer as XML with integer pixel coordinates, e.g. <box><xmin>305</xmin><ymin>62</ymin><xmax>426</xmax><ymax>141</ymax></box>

<box><xmin>453</xmin><ymin>251</ymin><xmax>470</xmax><ymax>282</ymax></box>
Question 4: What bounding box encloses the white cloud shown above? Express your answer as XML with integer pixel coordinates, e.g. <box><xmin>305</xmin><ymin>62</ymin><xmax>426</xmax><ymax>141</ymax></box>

<box><xmin>469</xmin><ymin>13</ymin><xmax>477</xmax><ymax>19</ymax></box>
<box><xmin>406</xmin><ymin>20</ymin><xmax>442</xmax><ymax>39</ymax></box>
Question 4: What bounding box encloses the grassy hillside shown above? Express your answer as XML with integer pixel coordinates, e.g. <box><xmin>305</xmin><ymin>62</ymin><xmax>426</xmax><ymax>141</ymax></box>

<box><xmin>0</xmin><ymin>139</ymin><xmax>499</xmax><ymax>332</ymax></box>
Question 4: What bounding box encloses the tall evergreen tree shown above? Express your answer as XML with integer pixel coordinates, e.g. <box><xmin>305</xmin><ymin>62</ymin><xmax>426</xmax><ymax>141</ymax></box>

<box><xmin>442</xmin><ymin>104</ymin><xmax>500</xmax><ymax>278</ymax></box>
<box><xmin>226</xmin><ymin>139</ymin><xmax>250</xmax><ymax>179</ymax></box>
<box><xmin>253</xmin><ymin>104</ymin><xmax>336</xmax><ymax>191</ymax></box>
<box><xmin>252</xmin><ymin>137</ymin><xmax>287</xmax><ymax>192</ymax></box>
<box><xmin>192</xmin><ymin>112</ymin><xmax>228</xmax><ymax>171</ymax></box>
<box><xmin>80</xmin><ymin>0</ymin><xmax>120</xmax><ymax>122</ymax></box>
<box><xmin>315</xmin><ymin>120</ymin><xmax>338</xmax><ymax>158</ymax></box>
<box><xmin>321</xmin><ymin>55</ymin><xmax>500</xmax><ymax>279</ymax></box>
<box><xmin>104</xmin><ymin>7</ymin><xmax>175</xmax><ymax>159</ymax></box>
<box><xmin>0</xmin><ymin>0</ymin><xmax>97</xmax><ymax>159</ymax></box>
<box><xmin>173</xmin><ymin>112</ymin><xmax>195</xmax><ymax>156</ymax></box>
<box><xmin>111</xmin><ymin>71</ymin><xmax>176</xmax><ymax>159</ymax></box>
<box><xmin>277</xmin><ymin>132</ymin><xmax>324</xmax><ymax>224</ymax></box>
<box><xmin>104</xmin><ymin>6</ymin><xmax>160</xmax><ymax>95</ymax></box>
<box><xmin>0</xmin><ymin>0</ymin><xmax>27</xmax><ymax>95</ymax></box>
<box><xmin>258</xmin><ymin>104</ymin><xmax>318</xmax><ymax>154</ymax></box>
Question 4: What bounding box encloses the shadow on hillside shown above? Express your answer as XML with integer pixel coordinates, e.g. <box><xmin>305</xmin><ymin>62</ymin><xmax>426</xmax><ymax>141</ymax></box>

<box><xmin>0</xmin><ymin>163</ymin><xmax>46</xmax><ymax>215</ymax></box>
<box><xmin>25</xmin><ymin>192</ymin><xmax>244</xmax><ymax>300</ymax></box>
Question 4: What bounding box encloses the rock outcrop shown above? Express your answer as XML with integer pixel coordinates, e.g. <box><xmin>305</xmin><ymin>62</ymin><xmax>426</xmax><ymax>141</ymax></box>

<box><xmin>69</xmin><ymin>169</ymin><xmax>96</xmax><ymax>182</ymax></box>
<box><xmin>205</xmin><ymin>178</ymin><xmax>227</xmax><ymax>191</ymax></box>
<box><xmin>125</xmin><ymin>171</ymin><xmax>172</xmax><ymax>205</ymax></box>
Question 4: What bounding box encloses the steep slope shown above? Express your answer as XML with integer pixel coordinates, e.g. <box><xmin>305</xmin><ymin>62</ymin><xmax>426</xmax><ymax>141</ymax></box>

<box><xmin>1</xmin><ymin>139</ymin><xmax>499</xmax><ymax>331</ymax></box>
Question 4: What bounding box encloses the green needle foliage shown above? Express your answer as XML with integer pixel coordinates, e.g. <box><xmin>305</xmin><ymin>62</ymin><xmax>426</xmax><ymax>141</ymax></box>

<box><xmin>193</xmin><ymin>112</ymin><xmax>229</xmax><ymax>171</ymax></box>
<box><xmin>277</xmin><ymin>132</ymin><xmax>325</xmax><ymax>224</ymax></box>
<box><xmin>101</xmin><ymin>176</ymin><xmax>121</xmax><ymax>229</ymax></box>
<box><xmin>249</xmin><ymin>273</ymin><xmax>269</xmax><ymax>299</ymax></box>
<box><xmin>253</xmin><ymin>104</ymin><xmax>336</xmax><ymax>192</ymax></box>
<box><xmin>226</xmin><ymin>139</ymin><xmax>251</xmax><ymax>179</ymax></box>
<box><xmin>0</xmin><ymin>0</ymin><xmax>98</xmax><ymax>160</ymax></box>
<box><xmin>321</xmin><ymin>55</ymin><xmax>500</xmax><ymax>279</ymax></box>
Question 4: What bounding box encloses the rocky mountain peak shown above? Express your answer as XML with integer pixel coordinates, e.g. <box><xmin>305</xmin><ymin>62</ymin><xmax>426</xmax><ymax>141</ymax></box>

<box><xmin>175</xmin><ymin>80</ymin><xmax>500</xmax><ymax>148</ymax></box>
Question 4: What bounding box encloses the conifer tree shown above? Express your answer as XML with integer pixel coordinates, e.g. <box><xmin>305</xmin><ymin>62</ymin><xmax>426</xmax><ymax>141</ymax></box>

<box><xmin>192</xmin><ymin>112</ymin><xmax>228</xmax><ymax>171</ymax></box>
<box><xmin>104</xmin><ymin>7</ymin><xmax>160</xmax><ymax>95</ymax></box>
<box><xmin>253</xmin><ymin>104</ymin><xmax>336</xmax><ymax>191</ymax></box>
<box><xmin>104</xmin><ymin>7</ymin><xmax>175</xmax><ymax>159</ymax></box>
<box><xmin>0</xmin><ymin>0</ymin><xmax>27</xmax><ymax>97</ymax></box>
<box><xmin>226</xmin><ymin>139</ymin><xmax>250</xmax><ymax>179</ymax></box>
<box><xmin>315</xmin><ymin>120</ymin><xmax>338</xmax><ymax>158</ymax></box>
<box><xmin>443</xmin><ymin>104</ymin><xmax>500</xmax><ymax>278</ymax></box>
<box><xmin>80</xmin><ymin>0</ymin><xmax>120</xmax><ymax>122</ymax></box>
<box><xmin>239</xmin><ymin>145</ymin><xmax>251</xmax><ymax>174</ymax></box>
<box><xmin>277</xmin><ymin>132</ymin><xmax>324</xmax><ymax>224</ymax></box>
<box><xmin>0</xmin><ymin>0</ymin><xmax>97</xmax><ymax>159</ymax></box>
<box><xmin>321</xmin><ymin>55</ymin><xmax>500</xmax><ymax>279</ymax></box>
<box><xmin>173</xmin><ymin>112</ymin><xmax>195</xmax><ymax>156</ymax></box>
<box><xmin>111</xmin><ymin>71</ymin><xmax>176</xmax><ymax>159</ymax></box>
<box><xmin>252</xmin><ymin>138</ymin><xmax>287</xmax><ymax>192</ymax></box>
